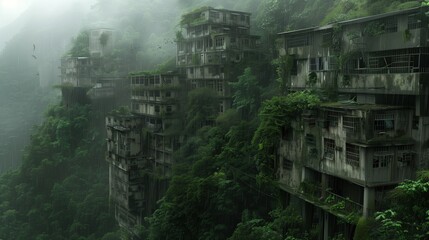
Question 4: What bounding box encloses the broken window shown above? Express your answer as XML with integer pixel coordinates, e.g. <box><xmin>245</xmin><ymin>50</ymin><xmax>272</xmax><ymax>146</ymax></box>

<box><xmin>322</xmin><ymin>31</ymin><xmax>333</xmax><ymax>46</ymax></box>
<box><xmin>327</xmin><ymin>110</ymin><xmax>341</xmax><ymax>126</ymax></box>
<box><xmin>310</xmin><ymin>58</ymin><xmax>317</xmax><ymax>71</ymax></box>
<box><xmin>305</xmin><ymin>134</ymin><xmax>316</xmax><ymax>147</ymax></box>
<box><xmin>215</xmin><ymin>37</ymin><xmax>224</xmax><ymax>47</ymax></box>
<box><xmin>408</xmin><ymin>14</ymin><xmax>422</xmax><ymax>30</ymax></box>
<box><xmin>218</xmin><ymin>101</ymin><xmax>224</xmax><ymax>113</ymax></box>
<box><xmin>282</xmin><ymin>127</ymin><xmax>293</xmax><ymax>141</ymax></box>
<box><xmin>373</xmin><ymin>147</ymin><xmax>392</xmax><ymax>168</ymax></box>
<box><xmin>302</xmin><ymin>111</ymin><xmax>316</xmax><ymax>127</ymax></box>
<box><xmin>287</xmin><ymin>34</ymin><xmax>310</xmax><ymax>48</ymax></box>
<box><xmin>374</xmin><ymin>113</ymin><xmax>394</xmax><ymax>132</ymax></box>
<box><xmin>217</xmin><ymin>81</ymin><xmax>223</xmax><ymax>93</ymax></box>
<box><xmin>397</xmin><ymin>145</ymin><xmax>414</xmax><ymax>167</ymax></box>
<box><xmin>283</xmin><ymin>158</ymin><xmax>293</xmax><ymax>171</ymax></box>
<box><xmin>211</xmin><ymin>11</ymin><xmax>220</xmax><ymax>19</ymax></box>
<box><xmin>346</xmin><ymin>144</ymin><xmax>360</xmax><ymax>167</ymax></box>
<box><xmin>324</xmin><ymin>138</ymin><xmax>335</xmax><ymax>160</ymax></box>
<box><xmin>343</xmin><ymin>116</ymin><xmax>360</xmax><ymax>132</ymax></box>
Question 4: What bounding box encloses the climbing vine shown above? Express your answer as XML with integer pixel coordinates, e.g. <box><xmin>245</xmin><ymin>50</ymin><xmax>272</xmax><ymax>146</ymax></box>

<box><xmin>253</xmin><ymin>91</ymin><xmax>320</xmax><ymax>174</ymax></box>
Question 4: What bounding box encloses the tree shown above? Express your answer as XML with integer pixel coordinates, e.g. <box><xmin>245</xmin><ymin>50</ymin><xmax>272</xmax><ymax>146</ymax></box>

<box><xmin>230</xmin><ymin>67</ymin><xmax>261</xmax><ymax>119</ymax></box>
<box><xmin>185</xmin><ymin>88</ymin><xmax>218</xmax><ymax>133</ymax></box>
<box><xmin>371</xmin><ymin>171</ymin><xmax>429</xmax><ymax>240</ymax></box>
<box><xmin>68</xmin><ymin>31</ymin><xmax>89</xmax><ymax>57</ymax></box>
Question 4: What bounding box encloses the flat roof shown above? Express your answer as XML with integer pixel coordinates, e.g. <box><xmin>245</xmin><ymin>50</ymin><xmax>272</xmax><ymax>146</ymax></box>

<box><xmin>183</xmin><ymin>6</ymin><xmax>251</xmax><ymax>16</ymax></box>
<box><xmin>321</xmin><ymin>101</ymin><xmax>408</xmax><ymax>111</ymax></box>
<box><xmin>278</xmin><ymin>6</ymin><xmax>425</xmax><ymax>36</ymax></box>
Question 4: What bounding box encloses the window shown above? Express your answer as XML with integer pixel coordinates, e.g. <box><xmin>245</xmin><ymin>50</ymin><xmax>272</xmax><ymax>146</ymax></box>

<box><xmin>283</xmin><ymin>159</ymin><xmax>293</xmax><ymax>170</ymax></box>
<box><xmin>346</xmin><ymin>144</ymin><xmax>360</xmax><ymax>167</ymax></box>
<box><xmin>165</xmin><ymin>91</ymin><xmax>171</xmax><ymax>97</ymax></box>
<box><xmin>211</xmin><ymin>11</ymin><xmax>220</xmax><ymax>19</ymax></box>
<box><xmin>196</xmin><ymin>40</ymin><xmax>203</xmax><ymax>50</ymax></box>
<box><xmin>217</xmin><ymin>82</ymin><xmax>223</xmax><ymax>93</ymax></box>
<box><xmin>166</xmin><ymin>105</ymin><xmax>172</xmax><ymax>112</ymax></box>
<box><xmin>374</xmin><ymin>113</ymin><xmax>394</xmax><ymax>132</ymax></box>
<box><xmin>327</xmin><ymin>111</ymin><xmax>341</xmax><ymax>126</ymax></box>
<box><xmin>305</xmin><ymin>134</ymin><xmax>316</xmax><ymax>147</ymax></box>
<box><xmin>155</xmin><ymin>91</ymin><xmax>160</xmax><ymax>97</ymax></box>
<box><xmin>408</xmin><ymin>15</ymin><xmax>422</xmax><ymax>30</ymax></box>
<box><xmin>324</xmin><ymin>138</ymin><xmax>335</xmax><ymax>160</ymax></box>
<box><xmin>310</xmin><ymin>58</ymin><xmax>317</xmax><ymax>71</ymax></box>
<box><xmin>310</xmin><ymin>57</ymin><xmax>324</xmax><ymax>71</ymax></box>
<box><xmin>322</xmin><ymin>31</ymin><xmax>333</xmax><ymax>46</ymax></box>
<box><xmin>287</xmin><ymin>34</ymin><xmax>309</xmax><ymax>48</ymax></box>
<box><xmin>282</xmin><ymin>127</ymin><xmax>293</xmax><ymax>141</ymax></box>
<box><xmin>397</xmin><ymin>145</ymin><xmax>413</xmax><ymax>167</ymax></box>
<box><xmin>382</xmin><ymin>17</ymin><xmax>398</xmax><ymax>33</ymax></box>
<box><xmin>215</xmin><ymin>37</ymin><xmax>224</xmax><ymax>47</ymax></box>
<box><xmin>219</xmin><ymin>102</ymin><xmax>224</xmax><ymax>113</ymax></box>
<box><xmin>155</xmin><ymin>105</ymin><xmax>160</xmax><ymax>113</ymax></box>
<box><xmin>343</xmin><ymin>116</ymin><xmax>360</xmax><ymax>132</ymax></box>
<box><xmin>373</xmin><ymin>147</ymin><xmax>392</xmax><ymax>168</ymax></box>
<box><xmin>155</xmin><ymin>78</ymin><xmax>160</xmax><ymax>84</ymax></box>
<box><xmin>241</xmin><ymin>15</ymin><xmax>245</xmax><ymax>21</ymax></box>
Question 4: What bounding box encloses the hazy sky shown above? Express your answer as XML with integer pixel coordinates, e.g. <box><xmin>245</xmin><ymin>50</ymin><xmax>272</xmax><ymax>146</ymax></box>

<box><xmin>0</xmin><ymin>0</ymin><xmax>33</xmax><ymax>27</ymax></box>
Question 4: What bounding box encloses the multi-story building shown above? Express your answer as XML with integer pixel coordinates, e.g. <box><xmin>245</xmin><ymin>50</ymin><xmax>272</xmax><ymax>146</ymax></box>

<box><xmin>177</xmin><ymin>7</ymin><xmax>260</xmax><ymax>112</ymax></box>
<box><xmin>106</xmin><ymin>7</ymin><xmax>261</xmax><ymax>237</ymax></box>
<box><xmin>60</xmin><ymin>28</ymin><xmax>122</xmax><ymax>100</ymax></box>
<box><xmin>130</xmin><ymin>72</ymin><xmax>185</xmax><ymax>177</ymax></box>
<box><xmin>277</xmin><ymin>6</ymin><xmax>429</xmax><ymax>239</ymax></box>
<box><xmin>106</xmin><ymin>115</ymin><xmax>147</xmax><ymax>234</ymax></box>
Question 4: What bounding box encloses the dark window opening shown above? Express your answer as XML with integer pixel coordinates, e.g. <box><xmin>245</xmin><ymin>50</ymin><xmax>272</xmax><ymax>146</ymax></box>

<box><xmin>346</xmin><ymin>144</ymin><xmax>360</xmax><ymax>167</ymax></box>
<box><xmin>374</xmin><ymin>113</ymin><xmax>394</xmax><ymax>132</ymax></box>
<box><xmin>283</xmin><ymin>159</ymin><xmax>293</xmax><ymax>170</ymax></box>
<box><xmin>282</xmin><ymin>127</ymin><xmax>293</xmax><ymax>141</ymax></box>
<box><xmin>324</xmin><ymin>138</ymin><xmax>335</xmax><ymax>160</ymax></box>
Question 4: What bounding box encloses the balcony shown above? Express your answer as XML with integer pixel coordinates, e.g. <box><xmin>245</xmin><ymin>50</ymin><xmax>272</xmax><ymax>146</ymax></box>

<box><xmin>338</xmin><ymin>72</ymin><xmax>419</xmax><ymax>95</ymax></box>
<box><xmin>279</xmin><ymin>181</ymin><xmax>362</xmax><ymax>223</ymax></box>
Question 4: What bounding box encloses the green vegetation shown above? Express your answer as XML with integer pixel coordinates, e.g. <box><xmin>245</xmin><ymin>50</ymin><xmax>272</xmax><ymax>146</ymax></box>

<box><xmin>68</xmin><ymin>31</ymin><xmax>90</xmax><ymax>57</ymax></box>
<box><xmin>370</xmin><ymin>171</ymin><xmax>429</xmax><ymax>239</ymax></box>
<box><xmin>253</xmin><ymin>91</ymin><xmax>320</xmax><ymax>173</ymax></box>
<box><xmin>2</xmin><ymin>1</ymin><xmax>429</xmax><ymax>240</ymax></box>
<box><xmin>0</xmin><ymin>104</ymin><xmax>119</xmax><ymax>239</ymax></box>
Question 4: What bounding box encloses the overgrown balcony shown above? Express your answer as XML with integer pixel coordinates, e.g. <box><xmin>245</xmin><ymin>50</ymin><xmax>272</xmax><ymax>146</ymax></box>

<box><xmin>279</xmin><ymin>181</ymin><xmax>362</xmax><ymax>223</ymax></box>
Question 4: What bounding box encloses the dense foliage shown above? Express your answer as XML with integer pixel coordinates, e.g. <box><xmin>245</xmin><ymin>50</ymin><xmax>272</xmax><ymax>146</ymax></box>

<box><xmin>0</xmin><ymin>104</ymin><xmax>118</xmax><ymax>239</ymax></box>
<box><xmin>1</xmin><ymin>1</ymin><xmax>429</xmax><ymax>240</ymax></box>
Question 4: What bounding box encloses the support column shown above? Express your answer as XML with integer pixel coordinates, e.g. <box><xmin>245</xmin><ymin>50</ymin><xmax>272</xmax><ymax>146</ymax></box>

<box><xmin>323</xmin><ymin>211</ymin><xmax>331</xmax><ymax>240</ymax></box>
<box><xmin>302</xmin><ymin>202</ymin><xmax>314</xmax><ymax>229</ymax></box>
<box><xmin>363</xmin><ymin>187</ymin><xmax>375</xmax><ymax>217</ymax></box>
<box><xmin>321</xmin><ymin>173</ymin><xmax>328</xmax><ymax>199</ymax></box>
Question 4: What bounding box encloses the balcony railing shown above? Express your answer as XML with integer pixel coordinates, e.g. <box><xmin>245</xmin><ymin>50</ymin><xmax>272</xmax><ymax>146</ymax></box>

<box><xmin>294</xmin><ymin>181</ymin><xmax>363</xmax><ymax>223</ymax></box>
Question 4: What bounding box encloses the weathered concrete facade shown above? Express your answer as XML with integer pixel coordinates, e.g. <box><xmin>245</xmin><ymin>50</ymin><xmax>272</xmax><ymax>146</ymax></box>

<box><xmin>105</xmin><ymin>7</ymin><xmax>261</xmax><ymax>237</ymax></box>
<box><xmin>130</xmin><ymin>73</ymin><xmax>185</xmax><ymax>176</ymax></box>
<box><xmin>278</xmin><ymin>7</ymin><xmax>429</xmax><ymax>239</ymax></box>
<box><xmin>177</xmin><ymin>7</ymin><xmax>260</xmax><ymax>112</ymax></box>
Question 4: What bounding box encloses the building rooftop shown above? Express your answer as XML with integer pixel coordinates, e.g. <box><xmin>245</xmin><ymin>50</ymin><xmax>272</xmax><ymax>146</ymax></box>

<box><xmin>278</xmin><ymin>6</ymin><xmax>426</xmax><ymax>36</ymax></box>
<box><xmin>321</xmin><ymin>101</ymin><xmax>409</xmax><ymax>111</ymax></box>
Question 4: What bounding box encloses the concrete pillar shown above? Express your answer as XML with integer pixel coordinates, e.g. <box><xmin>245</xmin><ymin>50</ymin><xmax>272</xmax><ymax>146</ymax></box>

<box><xmin>323</xmin><ymin>211</ymin><xmax>332</xmax><ymax>240</ymax></box>
<box><xmin>318</xmin><ymin>208</ymin><xmax>324</xmax><ymax>240</ymax></box>
<box><xmin>363</xmin><ymin>187</ymin><xmax>375</xmax><ymax>217</ymax></box>
<box><xmin>302</xmin><ymin>202</ymin><xmax>314</xmax><ymax>228</ymax></box>
<box><xmin>321</xmin><ymin>173</ymin><xmax>328</xmax><ymax>198</ymax></box>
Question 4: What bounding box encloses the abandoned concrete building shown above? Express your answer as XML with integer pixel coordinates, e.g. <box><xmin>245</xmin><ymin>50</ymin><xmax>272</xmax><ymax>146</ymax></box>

<box><xmin>277</xmin><ymin>7</ymin><xmax>429</xmax><ymax>239</ymax></box>
<box><xmin>106</xmin><ymin>7</ymin><xmax>261</xmax><ymax>234</ymax></box>
<box><xmin>176</xmin><ymin>7</ymin><xmax>260</xmax><ymax>112</ymax></box>
<box><xmin>130</xmin><ymin>72</ymin><xmax>185</xmax><ymax>176</ymax></box>
<box><xmin>60</xmin><ymin>28</ymin><xmax>123</xmax><ymax>100</ymax></box>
